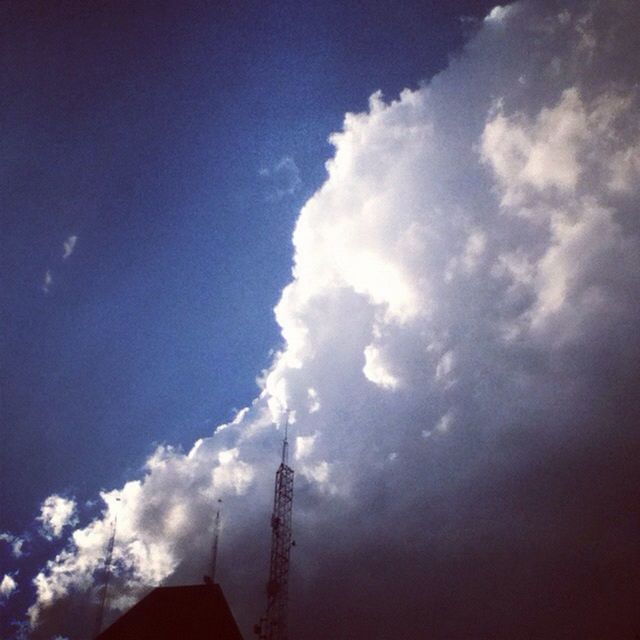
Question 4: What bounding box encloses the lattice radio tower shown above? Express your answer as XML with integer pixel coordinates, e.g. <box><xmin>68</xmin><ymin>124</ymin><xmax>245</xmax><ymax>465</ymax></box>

<box><xmin>255</xmin><ymin>414</ymin><xmax>294</xmax><ymax>640</ymax></box>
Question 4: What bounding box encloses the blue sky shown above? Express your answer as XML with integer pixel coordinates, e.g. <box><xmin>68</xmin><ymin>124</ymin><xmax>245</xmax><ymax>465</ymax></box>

<box><xmin>1</xmin><ymin>0</ymin><xmax>499</xmax><ymax>633</ymax></box>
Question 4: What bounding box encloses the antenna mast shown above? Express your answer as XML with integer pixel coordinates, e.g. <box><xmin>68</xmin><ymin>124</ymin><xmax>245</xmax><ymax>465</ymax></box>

<box><xmin>211</xmin><ymin>499</ymin><xmax>223</xmax><ymax>583</ymax></box>
<box><xmin>93</xmin><ymin>506</ymin><xmax>119</xmax><ymax>638</ymax></box>
<box><xmin>255</xmin><ymin>413</ymin><xmax>294</xmax><ymax>640</ymax></box>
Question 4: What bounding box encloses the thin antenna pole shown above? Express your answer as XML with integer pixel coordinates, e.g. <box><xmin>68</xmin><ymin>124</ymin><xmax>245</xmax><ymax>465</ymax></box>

<box><xmin>93</xmin><ymin>501</ymin><xmax>120</xmax><ymax>639</ymax></box>
<box><xmin>281</xmin><ymin>411</ymin><xmax>289</xmax><ymax>466</ymax></box>
<box><xmin>211</xmin><ymin>499</ymin><xmax>223</xmax><ymax>583</ymax></box>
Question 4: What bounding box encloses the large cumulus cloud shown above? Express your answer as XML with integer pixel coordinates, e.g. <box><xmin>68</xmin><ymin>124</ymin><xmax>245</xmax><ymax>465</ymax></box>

<box><xmin>25</xmin><ymin>1</ymin><xmax>640</xmax><ymax>638</ymax></box>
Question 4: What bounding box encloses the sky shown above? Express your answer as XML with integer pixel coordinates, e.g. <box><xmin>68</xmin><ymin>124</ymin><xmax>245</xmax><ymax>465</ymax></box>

<box><xmin>2</xmin><ymin>1</ymin><xmax>640</xmax><ymax>639</ymax></box>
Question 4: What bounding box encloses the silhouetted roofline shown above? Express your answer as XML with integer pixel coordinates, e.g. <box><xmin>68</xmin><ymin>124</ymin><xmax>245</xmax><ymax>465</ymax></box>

<box><xmin>97</xmin><ymin>583</ymin><xmax>244</xmax><ymax>640</ymax></box>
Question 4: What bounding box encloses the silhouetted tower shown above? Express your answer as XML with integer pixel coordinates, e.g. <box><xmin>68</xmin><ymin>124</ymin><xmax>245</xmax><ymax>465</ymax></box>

<box><xmin>210</xmin><ymin>499</ymin><xmax>223</xmax><ymax>583</ymax></box>
<box><xmin>255</xmin><ymin>416</ymin><xmax>294</xmax><ymax>640</ymax></box>
<box><xmin>93</xmin><ymin>504</ymin><xmax>119</xmax><ymax>639</ymax></box>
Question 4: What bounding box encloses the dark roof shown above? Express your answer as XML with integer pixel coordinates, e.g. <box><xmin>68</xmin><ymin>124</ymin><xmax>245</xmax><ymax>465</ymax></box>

<box><xmin>96</xmin><ymin>583</ymin><xmax>244</xmax><ymax>640</ymax></box>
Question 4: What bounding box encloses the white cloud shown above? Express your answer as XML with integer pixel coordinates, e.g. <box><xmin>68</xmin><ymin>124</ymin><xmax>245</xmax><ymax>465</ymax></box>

<box><xmin>485</xmin><ymin>5</ymin><xmax>513</xmax><ymax>23</ymax></box>
<box><xmin>435</xmin><ymin>411</ymin><xmax>454</xmax><ymax>433</ymax></box>
<box><xmin>295</xmin><ymin>434</ymin><xmax>317</xmax><ymax>461</ymax></box>
<box><xmin>212</xmin><ymin>448</ymin><xmax>255</xmax><ymax>494</ymax></box>
<box><xmin>299</xmin><ymin>460</ymin><xmax>331</xmax><ymax>485</ymax></box>
<box><xmin>481</xmin><ymin>88</ymin><xmax>639</xmax><ymax>208</ymax></box>
<box><xmin>42</xmin><ymin>270</ymin><xmax>52</xmax><ymax>294</ymax></box>
<box><xmin>37</xmin><ymin>496</ymin><xmax>78</xmax><ymax>540</ymax></box>
<box><xmin>62</xmin><ymin>235</ymin><xmax>78</xmax><ymax>260</ymax></box>
<box><xmin>259</xmin><ymin>156</ymin><xmax>302</xmax><ymax>200</ymax></box>
<box><xmin>435</xmin><ymin>350</ymin><xmax>456</xmax><ymax>387</ymax></box>
<box><xmin>0</xmin><ymin>532</ymin><xmax>25</xmax><ymax>558</ymax></box>
<box><xmin>306</xmin><ymin>387</ymin><xmax>321</xmax><ymax>413</ymax></box>
<box><xmin>0</xmin><ymin>574</ymin><xmax>17</xmax><ymax>601</ymax></box>
<box><xmin>362</xmin><ymin>343</ymin><xmax>400</xmax><ymax>389</ymax></box>
<box><xmin>24</xmin><ymin>2</ymin><xmax>640</xmax><ymax>638</ymax></box>
<box><xmin>481</xmin><ymin>88</ymin><xmax>587</xmax><ymax>205</ymax></box>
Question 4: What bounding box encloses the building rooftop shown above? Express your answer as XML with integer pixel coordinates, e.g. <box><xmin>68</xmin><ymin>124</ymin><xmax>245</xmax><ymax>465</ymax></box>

<box><xmin>96</xmin><ymin>582</ymin><xmax>244</xmax><ymax>640</ymax></box>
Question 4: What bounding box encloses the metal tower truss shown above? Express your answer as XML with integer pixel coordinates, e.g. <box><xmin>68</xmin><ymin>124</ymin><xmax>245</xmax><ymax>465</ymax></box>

<box><xmin>255</xmin><ymin>419</ymin><xmax>294</xmax><ymax>640</ymax></box>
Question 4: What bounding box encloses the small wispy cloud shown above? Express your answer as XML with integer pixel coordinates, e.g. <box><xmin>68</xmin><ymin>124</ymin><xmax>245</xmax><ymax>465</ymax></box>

<box><xmin>259</xmin><ymin>156</ymin><xmax>302</xmax><ymax>200</ymax></box>
<box><xmin>42</xmin><ymin>270</ymin><xmax>52</xmax><ymax>294</ymax></box>
<box><xmin>0</xmin><ymin>533</ymin><xmax>25</xmax><ymax>559</ymax></box>
<box><xmin>41</xmin><ymin>235</ymin><xmax>79</xmax><ymax>294</ymax></box>
<box><xmin>62</xmin><ymin>235</ymin><xmax>78</xmax><ymax>260</ymax></box>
